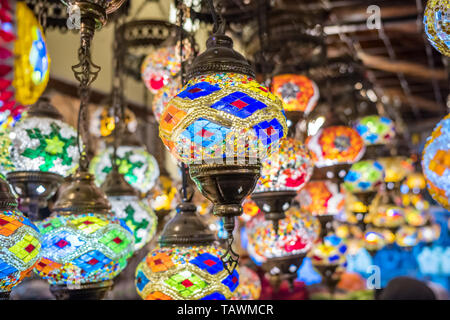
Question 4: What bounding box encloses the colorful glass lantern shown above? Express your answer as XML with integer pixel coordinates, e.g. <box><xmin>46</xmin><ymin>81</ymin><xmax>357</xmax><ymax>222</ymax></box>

<box><xmin>297</xmin><ymin>180</ymin><xmax>345</xmax><ymax>216</ymax></box>
<box><xmin>136</xmin><ymin>245</ymin><xmax>238</xmax><ymax>300</ymax></box>
<box><xmin>272</xmin><ymin>74</ymin><xmax>319</xmax><ymax>114</ymax></box>
<box><xmin>12</xmin><ymin>2</ymin><xmax>50</xmax><ymax>106</ymax></box>
<box><xmin>231</xmin><ymin>265</ymin><xmax>261</xmax><ymax>300</ymax></box>
<box><xmin>89</xmin><ymin>105</ymin><xmax>137</xmax><ymax>138</ymax></box>
<box><xmin>0</xmin><ymin>131</ymin><xmax>13</xmax><ymax>179</ymax></box>
<box><xmin>372</xmin><ymin>205</ymin><xmax>405</xmax><ymax>230</ymax></box>
<box><xmin>6</xmin><ymin>97</ymin><xmax>77</xmax><ymax>220</ymax></box>
<box><xmin>404</xmin><ymin>172</ymin><xmax>427</xmax><ymax>192</ymax></box>
<box><xmin>254</xmin><ymin>138</ymin><xmax>313</xmax><ymax>193</ymax></box>
<box><xmin>0</xmin><ymin>177</ymin><xmax>41</xmax><ymax>299</ymax></box>
<box><xmin>422</xmin><ymin>113</ymin><xmax>450</xmax><ymax>209</ymax></box>
<box><xmin>90</xmin><ymin>143</ymin><xmax>159</xmax><ymax>195</ymax></box>
<box><xmin>309</xmin><ymin>234</ymin><xmax>347</xmax><ymax>266</ymax></box>
<box><xmin>379</xmin><ymin>156</ymin><xmax>414</xmax><ymax>184</ymax></box>
<box><xmin>141</xmin><ymin>46</ymin><xmax>180</xmax><ymax>94</ymax></box>
<box><xmin>404</xmin><ymin>207</ymin><xmax>427</xmax><ymax>227</ymax></box>
<box><xmin>149</xmin><ymin>175</ymin><xmax>178</xmax><ymax>217</ymax></box>
<box><xmin>418</xmin><ymin>223</ymin><xmax>441</xmax><ymax>243</ymax></box>
<box><xmin>246</xmin><ymin>208</ymin><xmax>315</xmax><ymax>265</ymax></box>
<box><xmin>343</xmin><ymin>160</ymin><xmax>384</xmax><ymax>193</ymax></box>
<box><xmin>108</xmin><ymin>196</ymin><xmax>157</xmax><ymax>252</ymax></box>
<box><xmin>395</xmin><ymin>225</ymin><xmax>419</xmax><ymax>248</ymax></box>
<box><xmin>160</xmin><ymin>72</ymin><xmax>287</xmax><ymax>164</ymax></box>
<box><xmin>306</xmin><ymin>126</ymin><xmax>365</xmax><ymax>167</ymax></box>
<box><xmin>423</xmin><ymin>0</ymin><xmax>449</xmax><ymax>56</ymax></box>
<box><xmin>135</xmin><ymin>201</ymin><xmax>239</xmax><ymax>300</ymax></box>
<box><xmin>160</xmin><ymin>26</ymin><xmax>287</xmax><ymax>264</ymax></box>
<box><xmin>152</xmin><ymin>81</ymin><xmax>181</xmax><ymax>123</ymax></box>
<box><xmin>8</xmin><ymin>98</ymin><xmax>79</xmax><ymax>176</ymax></box>
<box><xmin>354</xmin><ymin>115</ymin><xmax>395</xmax><ymax>146</ymax></box>
<box><xmin>240</xmin><ymin>197</ymin><xmax>260</xmax><ymax>222</ymax></box>
<box><xmin>363</xmin><ymin>229</ymin><xmax>386</xmax><ymax>255</ymax></box>
<box><xmin>36</xmin><ymin>171</ymin><xmax>134</xmax><ymax>299</ymax></box>
<box><xmin>246</xmin><ymin>208</ymin><xmax>316</xmax><ymax>289</ymax></box>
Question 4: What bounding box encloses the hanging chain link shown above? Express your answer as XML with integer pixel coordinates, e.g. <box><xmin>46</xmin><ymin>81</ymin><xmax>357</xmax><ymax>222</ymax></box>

<box><xmin>72</xmin><ymin>20</ymin><xmax>101</xmax><ymax>171</ymax></box>
<box><xmin>37</xmin><ymin>0</ymin><xmax>48</xmax><ymax>34</ymax></box>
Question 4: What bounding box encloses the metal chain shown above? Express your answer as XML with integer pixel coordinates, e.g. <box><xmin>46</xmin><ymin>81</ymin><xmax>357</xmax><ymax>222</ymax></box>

<box><xmin>72</xmin><ymin>20</ymin><xmax>101</xmax><ymax>171</ymax></box>
<box><xmin>37</xmin><ymin>0</ymin><xmax>48</xmax><ymax>34</ymax></box>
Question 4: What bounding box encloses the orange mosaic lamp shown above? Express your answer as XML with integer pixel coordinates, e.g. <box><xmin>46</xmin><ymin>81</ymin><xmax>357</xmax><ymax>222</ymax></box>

<box><xmin>272</xmin><ymin>74</ymin><xmax>319</xmax><ymax>114</ymax></box>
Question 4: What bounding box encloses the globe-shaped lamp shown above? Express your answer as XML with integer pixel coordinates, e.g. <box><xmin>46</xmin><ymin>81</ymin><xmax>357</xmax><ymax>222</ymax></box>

<box><xmin>423</xmin><ymin>0</ymin><xmax>449</xmax><ymax>56</ymax></box>
<box><xmin>231</xmin><ymin>265</ymin><xmax>261</xmax><ymax>300</ymax></box>
<box><xmin>354</xmin><ymin>115</ymin><xmax>395</xmax><ymax>146</ymax></box>
<box><xmin>135</xmin><ymin>201</ymin><xmax>239</xmax><ymax>300</ymax></box>
<box><xmin>422</xmin><ymin>113</ymin><xmax>450</xmax><ymax>209</ymax></box>
<box><xmin>35</xmin><ymin>171</ymin><xmax>134</xmax><ymax>300</ymax></box>
<box><xmin>0</xmin><ymin>177</ymin><xmax>41</xmax><ymax>300</ymax></box>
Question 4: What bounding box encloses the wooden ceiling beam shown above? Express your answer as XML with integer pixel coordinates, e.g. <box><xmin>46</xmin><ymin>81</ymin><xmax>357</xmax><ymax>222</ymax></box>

<box><xmin>358</xmin><ymin>52</ymin><xmax>448</xmax><ymax>81</ymax></box>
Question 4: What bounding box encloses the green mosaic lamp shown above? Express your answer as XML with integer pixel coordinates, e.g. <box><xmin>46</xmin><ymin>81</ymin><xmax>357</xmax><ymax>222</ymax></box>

<box><xmin>6</xmin><ymin>97</ymin><xmax>78</xmax><ymax>221</ymax></box>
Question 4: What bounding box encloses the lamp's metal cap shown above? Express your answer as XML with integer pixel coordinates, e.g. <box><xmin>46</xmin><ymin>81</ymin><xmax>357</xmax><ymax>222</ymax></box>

<box><xmin>27</xmin><ymin>97</ymin><xmax>64</xmax><ymax>120</ymax></box>
<box><xmin>101</xmin><ymin>169</ymin><xmax>137</xmax><ymax>197</ymax></box>
<box><xmin>159</xmin><ymin>201</ymin><xmax>215</xmax><ymax>247</ymax></box>
<box><xmin>186</xmin><ymin>33</ymin><xmax>255</xmax><ymax>80</ymax></box>
<box><xmin>0</xmin><ymin>178</ymin><xmax>18</xmax><ymax>210</ymax></box>
<box><xmin>53</xmin><ymin>170</ymin><xmax>111</xmax><ymax>215</ymax></box>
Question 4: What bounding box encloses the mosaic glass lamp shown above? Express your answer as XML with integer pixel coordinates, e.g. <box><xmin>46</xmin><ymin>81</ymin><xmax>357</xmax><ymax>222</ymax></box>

<box><xmin>252</xmin><ymin>137</ymin><xmax>313</xmax><ymax>232</ymax></box>
<box><xmin>135</xmin><ymin>201</ymin><xmax>239</xmax><ymax>300</ymax></box>
<box><xmin>422</xmin><ymin>113</ymin><xmax>450</xmax><ymax>210</ymax></box>
<box><xmin>0</xmin><ymin>177</ymin><xmax>41</xmax><ymax>300</ymax></box>
<box><xmin>141</xmin><ymin>45</ymin><xmax>180</xmax><ymax>94</ymax></box>
<box><xmin>149</xmin><ymin>174</ymin><xmax>178</xmax><ymax>224</ymax></box>
<box><xmin>6</xmin><ymin>97</ymin><xmax>78</xmax><ymax>220</ymax></box>
<box><xmin>102</xmin><ymin>169</ymin><xmax>157</xmax><ymax>252</ymax></box>
<box><xmin>306</xmin><ymin>125</ymin><xmax>365</xmax><ymax>168</ymax></box>
<box><xmin>309</xmin><ymin>233</ymin><xmax>347</xmax><ymax>295</ymax></box>
<box><xmin>89</xmin><ymin>104</ymin><xmax>137</xmax><ymax>138</ymax></box>
<box><xmin>395</xmin><ymin>225</ymin><xmax>419</xmax><ymax>248</ymax></box>
<box><xmin>363</xmin><ymin>229</ymin><xmax>386</xmax><ymax>257</ymax></box>
<box><xmin>159</xmin><ymin>21</ymin><xmax>287</xmax><ymax>259</ymax></box>
<box><xmin>152</xmin><ymin>81</ymin><xmax>181</xmax><ymax>123</ymax></box>
<box><xmin>423</xmin><ymin>0</ymin><xmax>449</xmax><ymax>56</ymax></box>
<box><xmin>231</xmin><ymin>265</ymin><xmax>261</xmax><ymax>300</ymax></box>
<box><xmin>272</xmin><ymin>74</ymin><xmax>319</xmax><ymax>115</ymax></box>
<box><xmin>371</xmin><ymin>205</ymin><xmax>406</xmax><ymax>234</ymax></box>
<box><xmin>90</xmin><ymin>130</ymin><xmax>160</xmax><ymax>195</ymax></box>
<box><xmin>35</xmin><ymin>170</ymin><xmax>134</xmax><ymax>300</ymax></box>
<box><xmin>418</xmin><ymin>221</ymin><xmax>441</xmax><ymax>244</ymax></box>
<box><xmin>298</xmin><ymin>180</ymin><xmax>345</xmax><ymax>217</ymax></box>
<box><xmin>246</xmin><ymin>208</ymin><xmax>315</xmax><ymax>290</ymax></box>
<box><xmin>12</xmin><ymin>1</ymin><xmax>50</xmax><ymax>107</ymax></box>
<box><xmin>354</xmin><ymin>115</ymin><xmax>395</xmax><ymax>146</ymax></box>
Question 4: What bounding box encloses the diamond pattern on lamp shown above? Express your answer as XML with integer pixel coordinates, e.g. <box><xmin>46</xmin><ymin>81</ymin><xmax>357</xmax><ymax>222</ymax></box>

<box><xmin>39</xmin><ymin>218</ymin><xmax>63</xmax><ymax>234</ymax></box>
<box><xmin>253</xmin><ymin>118</ymin><xmax>284</xmax><ymax>146</ymax></box>
<box><xmin>221</xmin><ymin>269</ymin><xmax>239</xmax><ymax>292</ymax></box>
<box><xmin>0</xmin><ymin>258</ymin><xmax>18</xmax><ymax>277</ymax></box>
<box><xmin>165</xmin><ymin>270</ymin><xmax>207</xmax><ymax>298</ymax></box>
<box><xmin>99</xmin><ymin>229</ymin><xmax>131</xmax><ymax>254</ymax></box>
<box><xmin>189</xmin><ymin>252</ymin><xmax>224</xmax><ymax>275</ymax></box>
<box><xmin>181</xmin><ymin>118</ymin><xmax>230</xmax><ymax>148</ymax></box>
<box><xmin>136</xmin><ymin>270</ymin><xmax>150</xmax><ymax>292</ymax></box>
<box><xmin>71</xmin><ymin>216</ymin><xmax>108</xmax><ymax>234</ymax></box>
<box><xmin>72</xmin><ymin>250</ymin><xmax>112</xmax><ymax>273</ymax></box>
<box><xmin>35</xmin><ymin>257</ymin><xmax>62</xmax><ymax>274</ymax></box>
<box><xmin>177</xmin><ymin>82</ymin><xmax>220</xmax><ymax>100</ymax></box>
<box><xmin>46</xmin><ymin>230</ymin><xmax>85</xmax><ymax>257</ymax></box>
<box><xmin>146</xmin><ymin>291</ymin><xmax>173</xmax><ymax>300</ymax></box>
<box><xmin>8</xmin><ymin>234</ymin><xmax>40</xmax><ymax>263</ymax></box>
<box><xmin>146</xmin><ymin>252</ymin><xmax>174</xmax><ymax>273</ymax></box>
<box><xmin>200</xmin><ymin>292</ymin><xmax>227</xmax><ymax>300</ymax></box>
<box><xmin>210</xmin><ymin>91</ymin><xmax>266</xmax><ymax>119</ymax></box>
<box><xmin>0</xmin><ymin>215</ymin><xmax>22</xmax><ymax>237</ymax></box>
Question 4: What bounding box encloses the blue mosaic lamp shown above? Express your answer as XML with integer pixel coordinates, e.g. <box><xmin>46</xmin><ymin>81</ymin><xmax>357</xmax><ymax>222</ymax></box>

<box><xmin>35</xmin><ymin>171</ymin><xmax>134</xmax><ymax>300</ymax></box>
<box><xmin>159</xmin><ymin>9</ymin><xmax>287</xmax><ymax>270</ymax></box>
